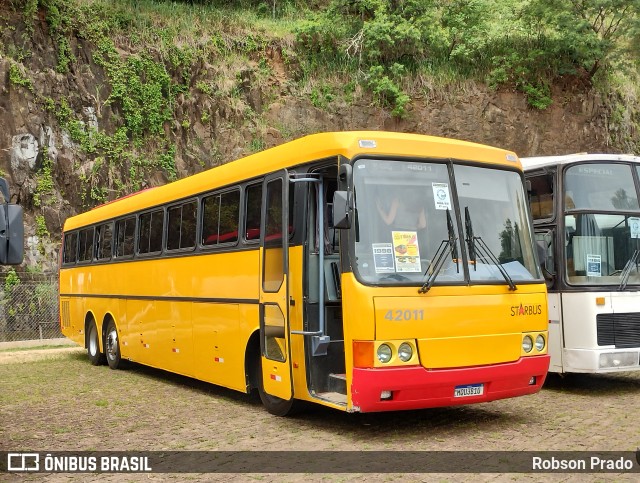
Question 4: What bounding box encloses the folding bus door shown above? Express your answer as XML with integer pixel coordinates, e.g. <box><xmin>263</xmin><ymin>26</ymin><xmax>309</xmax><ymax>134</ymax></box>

<box><xmin>259</xmin><ymin>170</ymin><xmax>294</xmax><ymax>400</ymax></box>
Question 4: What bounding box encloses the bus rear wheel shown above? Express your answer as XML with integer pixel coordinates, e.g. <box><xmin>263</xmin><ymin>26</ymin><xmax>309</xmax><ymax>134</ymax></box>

<box><xmin>105</xmin><ymin>319</ymin><xmax>123</xmax><ymax>370</ymax></box>
<box><xmin>253</xmin><ymin>354</ymin><xmax>297</xmax><ymax>416</ymax></box>
<box><xmin>87</xmin><ymin>320</ymin><xmax>106</xmax><ymax>366</ymax></box>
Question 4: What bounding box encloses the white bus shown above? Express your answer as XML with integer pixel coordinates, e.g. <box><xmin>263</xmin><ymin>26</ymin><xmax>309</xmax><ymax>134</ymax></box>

<box><xmin>522</xmin><ymin>154</ymin><xmax>640</xmax><ymax>373</ymax></box>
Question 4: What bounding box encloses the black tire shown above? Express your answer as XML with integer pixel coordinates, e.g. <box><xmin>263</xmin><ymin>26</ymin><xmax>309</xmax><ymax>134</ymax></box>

<box><xmin>87</xmin><ymin>319</ymin><xmax>106</xmax><ymax>366</ymax></box>
<box><xmin>252</xmin><ymin>353</ymin><xmax>297</xmax><ymax>416</ymax></box>
<box><xmin>104</xmin><ymin>319</ymin><xmax>123</xmax><ymax>370</ymax></box>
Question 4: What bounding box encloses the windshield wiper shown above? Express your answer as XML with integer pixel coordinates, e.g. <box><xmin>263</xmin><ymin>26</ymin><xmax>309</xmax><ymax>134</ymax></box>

<box><xmin>618</xmin><ymin>249</ymin><xmax>640</xmax><ymax>291</ymax></box>
<box><xmin>419</xmin><ymin>210</ymin><xmax>459</xmax><ymax>294</ymax></box>
<box><xmin>464</xmin><ymin>207</ymin><xmax>517</xmax><ymax>291</ymax></box>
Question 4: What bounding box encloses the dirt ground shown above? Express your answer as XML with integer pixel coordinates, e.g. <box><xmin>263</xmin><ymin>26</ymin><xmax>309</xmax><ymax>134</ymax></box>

<box><xmin>1</xmin><ymin>347</ymin><xmax>639</xmax><ymax>482</ymax></box>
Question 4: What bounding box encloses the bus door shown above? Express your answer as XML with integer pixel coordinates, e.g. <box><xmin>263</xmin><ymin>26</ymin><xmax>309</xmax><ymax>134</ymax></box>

<box><xmin>259</xmin><ymin>171</ymin><xmax>293</xmax><ymax>400</ymax></box>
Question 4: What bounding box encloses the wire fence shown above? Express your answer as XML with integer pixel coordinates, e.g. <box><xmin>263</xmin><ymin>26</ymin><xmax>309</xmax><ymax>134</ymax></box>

<box><xmin>0</xmin><ymin>275</ymin><xmax>61</xmax><ymax>343</ymax></box>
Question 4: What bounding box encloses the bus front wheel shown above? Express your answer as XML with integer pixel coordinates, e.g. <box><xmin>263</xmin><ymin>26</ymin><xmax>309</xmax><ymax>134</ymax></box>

<box><xmin>105</xmin><ymin>319</ymin><xmax>123</xmax><ymax>370</ymax></box>
<box><xmin>253</xmin><ymin>354</ymin><xmax>297</xmax><ymax>416</ymax></box>
<box><xmin>87</xmin><ymin>319</ymin><xmax>106</xmax><ymax>366</ymax></box>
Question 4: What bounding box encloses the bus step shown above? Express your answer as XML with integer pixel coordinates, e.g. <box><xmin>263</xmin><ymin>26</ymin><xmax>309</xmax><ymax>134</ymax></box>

<box><xmin>328</xmin><ymin>373</ymin><xmax>347</xmax><ymax>394</ymax></box>
<box><xmin>316</xmin><ymin>391</ymin><xmax>347</xmax><ymax>405</ymax></box>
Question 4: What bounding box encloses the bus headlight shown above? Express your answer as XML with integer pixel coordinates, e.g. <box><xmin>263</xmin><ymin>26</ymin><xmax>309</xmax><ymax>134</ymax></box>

<box><xmin>522</xmin><ymin>335</ymin><xmax>533</xmax><ymax>353</ymax></box>
<box><xmin>398</xmin><ymin>343</ymin><xmax>413</xmax><ymax>362</ymax></box>
<box><xmin>535</xmin><ymin>334</ymin><xmax>545</xmax><ymax>351</ymax></box>
<box><xmin>377</xmin><ymin>344</ymin><xmax>392</xmax><ymax>363</ymax></box>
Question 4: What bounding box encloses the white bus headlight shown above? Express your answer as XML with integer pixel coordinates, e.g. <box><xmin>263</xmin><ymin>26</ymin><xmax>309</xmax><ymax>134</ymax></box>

<box><xmin>398</xmin><ymin>343</ymin><xmax>413</xmax><ymax>362</ymax></box>
<box><xmin>535</xmin><ymin>334</ymin><xmax>545</xmax><ymax>351</ymax></box>
<box><xmin>377</xmin><ymin>344</ymin><xmax>392</xmax><ymax>363</ymax></box>
<box><xmin>522</xmin><ymin>335</ymin><xmax>533</xmax><ymax>353</ymax></box>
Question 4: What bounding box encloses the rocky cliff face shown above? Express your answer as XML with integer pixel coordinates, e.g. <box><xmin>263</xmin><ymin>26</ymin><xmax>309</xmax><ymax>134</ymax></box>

<box><xmin>0</xmin><ymin>5</ymin><xmax>634</xmax><ymax>272</ymax></box>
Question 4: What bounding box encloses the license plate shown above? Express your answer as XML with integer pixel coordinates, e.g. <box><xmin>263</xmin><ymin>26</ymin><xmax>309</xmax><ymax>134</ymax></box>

<box><xmin>454</xmin><ymin>383</ymin><xmax>484</xmax><ymax>398</ymax></box>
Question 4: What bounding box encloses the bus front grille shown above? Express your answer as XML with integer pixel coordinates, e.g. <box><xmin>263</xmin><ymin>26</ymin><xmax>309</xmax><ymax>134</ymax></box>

<box><xmin>597</xmin><ymin>313</ymin><xmax>640</xmax><ymax>348</ymax></box>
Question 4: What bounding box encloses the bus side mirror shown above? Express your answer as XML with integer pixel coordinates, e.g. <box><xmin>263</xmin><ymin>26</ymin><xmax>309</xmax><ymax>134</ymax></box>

<box><xmin>0</xmin><ymin>204</ymin><xmax>24</xmax><ymax>265</ymax></box>
<box><xmin>333</xmin><ymin>190</ymin><xmax>351</xmax><ymax>229</ymax></box>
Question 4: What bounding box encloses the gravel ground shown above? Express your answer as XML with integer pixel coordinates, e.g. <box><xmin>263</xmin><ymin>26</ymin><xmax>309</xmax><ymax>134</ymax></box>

<box><xmin>1</xmin><ymin>346</ymin><xmax>639</xmax><ymax>482</ymax></box>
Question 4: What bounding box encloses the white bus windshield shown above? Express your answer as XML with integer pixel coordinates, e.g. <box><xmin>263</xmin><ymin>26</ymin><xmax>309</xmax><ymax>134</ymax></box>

<box><xmin>564</xmin><ymin>163</ymin><xmax>640</xmax><ymax>286</ymax></box>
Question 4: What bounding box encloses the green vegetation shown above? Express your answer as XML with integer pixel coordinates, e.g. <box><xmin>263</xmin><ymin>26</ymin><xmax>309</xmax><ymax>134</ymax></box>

<box><xmin>4</xmin><ymin>268</ymin><xmax>20</xmax><ymax>294</ymax></box>
<box><xmin>8</xmin><ymin>61</ymin><xmax>34</xmax><ymax>92</ymax></box>
<box><xmin>1</xmin><ymin>0</ymin><xmax>639</xmax><ymax>209</ymax></box>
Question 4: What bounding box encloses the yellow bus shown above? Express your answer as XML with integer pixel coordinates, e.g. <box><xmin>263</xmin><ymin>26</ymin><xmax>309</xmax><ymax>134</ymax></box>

<box><xmin>60</xmin><ymin>131</ymin><xmax>549</xmax><ymax>415</ymax></box>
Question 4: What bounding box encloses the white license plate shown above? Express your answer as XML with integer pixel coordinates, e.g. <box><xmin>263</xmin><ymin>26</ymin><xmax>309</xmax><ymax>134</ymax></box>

<box><xmin>454</xmin><ymin>383</ymin><xmax>484</xmax><ymax>398</ymax></box>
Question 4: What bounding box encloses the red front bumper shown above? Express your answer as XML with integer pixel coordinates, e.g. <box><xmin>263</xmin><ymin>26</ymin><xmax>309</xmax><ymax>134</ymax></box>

<box><xmin>351</xmin><ymin>355</ymin><xmax>550</xmax><ymax>412</ymax></box>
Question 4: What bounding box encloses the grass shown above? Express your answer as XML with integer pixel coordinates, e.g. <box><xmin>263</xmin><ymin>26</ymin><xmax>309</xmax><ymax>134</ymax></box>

<box><xmin>1</xmin><ymin>351</ymin><xmax>640</xmax><ymax>454</ymax></box>
<box><xmin>0</xmin><ymin>344</ymin><xmax>75</xmax><ymax>353</ymax></box>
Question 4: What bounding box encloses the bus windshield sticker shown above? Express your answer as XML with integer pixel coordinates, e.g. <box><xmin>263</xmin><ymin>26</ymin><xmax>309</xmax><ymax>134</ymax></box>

<box><xmin>432</xmin><ymin>182</ymin><xmax>451</xmax><ymax>210</ymax></box>
<box><xmin>392</xmin><ymin>231</ymin><xmax>421</xmax><ymax>272</ymax></box>
<box><xmin>630</xmin><ymin>217</ymin><xmax>640</xmax><ymax>239</ymax></box>
<box><xmin>586</xmin><ymin>254</ymin><xmax>602</xmax><ymax>277</ymax></box>
<box><xmin>372</xmin><ymin>243</ymin><xmax>395</xmax><ymax>273</ymax></box>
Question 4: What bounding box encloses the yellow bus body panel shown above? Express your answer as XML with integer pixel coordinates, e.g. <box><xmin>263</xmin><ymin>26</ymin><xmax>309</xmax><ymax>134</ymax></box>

<box><xmin>60</xmin><ymin>249</ymin><xmax>261</xmax><ymax>393</ymax></box>
<box><xmin>374</xmin><ymin>292</ymin><xmax>547</xmax><ymax>368</ymax></box>
<box><xmin>342</xmin><ymin>273</ymin><xmax>547</xmax><ymax>375</ymax></box>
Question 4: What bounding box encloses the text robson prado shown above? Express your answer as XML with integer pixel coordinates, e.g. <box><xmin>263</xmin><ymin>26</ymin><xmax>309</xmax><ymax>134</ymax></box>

<box><xmin>532</xmin><ymin>456</ymin><xmax>634</xmax><ymax>471</ymax></box>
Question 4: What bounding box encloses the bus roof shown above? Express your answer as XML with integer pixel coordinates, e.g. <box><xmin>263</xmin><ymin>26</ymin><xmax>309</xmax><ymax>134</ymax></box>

<box><xmin>521</xmin><ymin>153</ymin><xmax>640</xmax><ymax>170</ymax></box>
<box><xmin>64</xmin><ymin>131</ymin><xmax>520</xmax><ymax>231</ymax></box>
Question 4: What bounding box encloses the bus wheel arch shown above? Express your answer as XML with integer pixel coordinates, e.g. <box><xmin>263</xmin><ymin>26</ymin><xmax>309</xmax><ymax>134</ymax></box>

<box><xmin>103</xmin><ymin>316</ymin><xmax>124</xmax><ymax>370</ymax></box>
<box><xmin>85</xmin><ymin>313</ymin><xmax>105</xmax><ymax>366</ymax></box>
<box><xmin>246</xmin><ymin>330</ymin><xmax>298</xmax><ymax>416</ymax></box>
<box><xmin>245</xmin><ymin>330</ymin><xmax>261</xmax><ymax>395</ymax></box>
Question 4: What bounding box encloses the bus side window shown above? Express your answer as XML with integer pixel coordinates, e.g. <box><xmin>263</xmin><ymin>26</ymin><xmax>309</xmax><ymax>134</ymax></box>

<box><xmin>245</xmin><ymin>183</ymin><xmax>262</xmax><ymax>241</ymax></box>
<box><xmin>115</xmin><ymin>216</ymin><xmax>136</xmax><ymax>258</ymax></box>
<box><xmin>77</xmin><ymin>227</ymin><xmax>94</xmax><ymax>262</ymax></box>
<box><xmin>96</xmin><ymin>222</ymin><xmax>113</xmax><ymax>260</ymax></box>
<box><xmin>528</xmin><ymin>173</ymin><xmax>554</xmax><ymax>221</ymax></box>
<box><xmin>202</xmin><ymin>190</ymin><xmax>240</xmax><ymax>246</ymax></box>
<box><xmin>63</xmin><ymin>232</ymin><xmax>78</xmax><ymax>264</ymax></box>
<box><xmin>167</xmin><ymin>200</ymin><xmax>197</xmax><ymax>251</ymax></box>
<box><xmin>138</xmin><ymin>209</ymin><xmax>164</xmax><ymax>255</ymax></box>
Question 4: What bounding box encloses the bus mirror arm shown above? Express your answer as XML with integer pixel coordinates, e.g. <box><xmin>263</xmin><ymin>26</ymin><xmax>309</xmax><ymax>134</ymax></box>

<box><xmin>333</xmin><ymin>190</ymin><xmax>351</xmax><ymax>229</ymax></box>
<box><xmin>535</xmin><ymin>240</ymin><xmax>546</xmax><ymax>267</ymax></box>
<box><xmin>536</xmin><ymin>240</ymin><xmax>555</xmax><ymax>286</ymax></box>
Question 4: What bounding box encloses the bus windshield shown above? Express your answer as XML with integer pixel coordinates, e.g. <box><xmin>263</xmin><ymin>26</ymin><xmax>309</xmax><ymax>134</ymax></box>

<box><xmin>564</xmin><ymin>163</ymin><xmax>640</xmax><ymax>286</ymax></box>
<box><xmin>352</xmin><ymin>159</ymin><xmax>540</xmax><ymax>286</ymax></box>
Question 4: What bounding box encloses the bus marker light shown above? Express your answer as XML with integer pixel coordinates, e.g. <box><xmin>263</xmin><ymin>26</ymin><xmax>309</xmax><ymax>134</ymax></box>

<box><xmin>270</xmin><ymin>374</ymin><xmax>282</xmax><ymax>382</ymax></box>
<box><xmin>380</xmin><ymin>390</ymin><xmax>392</xmax><ymax>400</ymax></box>
<box><xmin>595</xmin><ymin>297</ymin><xmax>605</xmax><ymax>306</ymax></box>
<box><xmin>214</xmin><ymin>357</ymin><xmax>224</xmax><ymax>363</ymax></box>
<box><xmin>353</xmin><ymin>341</ymin><xmax>374</xmax><ymax>368</ymax></box>
<box><xmin>172</xmin><ymin>348</ymin><xmax>180</xmax><ymax>353</ymax></box>
<box><xmin>143</xmin><ymin>343</ymin><xmax>150</xmax><ymax>349</ymax></box>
